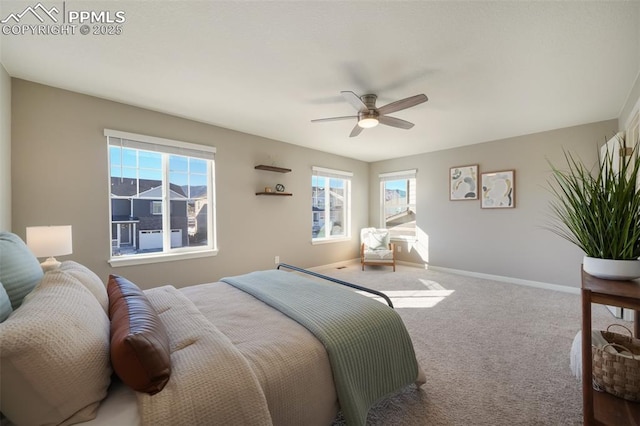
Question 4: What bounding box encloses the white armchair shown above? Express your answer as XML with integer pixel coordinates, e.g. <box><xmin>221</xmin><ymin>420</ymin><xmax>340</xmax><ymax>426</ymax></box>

<box><xmin>360</xmin><ymin>228</ymin><xmax>396</xmax><ymax>272</ymax></box>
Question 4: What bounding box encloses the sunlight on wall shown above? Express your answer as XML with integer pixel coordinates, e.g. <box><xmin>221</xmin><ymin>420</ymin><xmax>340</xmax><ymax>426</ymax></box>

<box><xmin>408</xmin><ymin>226</ymin><xmax>429</xmax><ymax>263</ymax></box>
<box><xmin>357</xmin><ymin>277</ymin><xmax>453</xmax><ymax>308</ymax></box>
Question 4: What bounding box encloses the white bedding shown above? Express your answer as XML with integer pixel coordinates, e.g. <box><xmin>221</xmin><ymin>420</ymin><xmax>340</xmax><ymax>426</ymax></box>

<box><xmin>82</xmin><ymin>381</ymin><xmax>138</xmax><ymax>426</ymax></box>
<box><xmin>82</xmin><ymin>281</ymin><xmax>338</xmax><ymax>426</ymax></box>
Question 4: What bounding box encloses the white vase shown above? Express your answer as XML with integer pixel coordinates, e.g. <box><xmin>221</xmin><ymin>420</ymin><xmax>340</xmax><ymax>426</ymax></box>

<box><xmin>583</xmin><ymin>256</ymin><xmax>640</xmax><ymax>280</ymax></box>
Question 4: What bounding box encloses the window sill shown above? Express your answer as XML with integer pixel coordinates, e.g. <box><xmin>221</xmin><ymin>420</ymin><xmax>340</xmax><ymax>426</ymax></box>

<box><xmin>312</xmin><ymin>236</ymin><xmax>351</xmax><ymax>245</ymax></box>
<box><xmin>109</xmin><ymin>248</ymin><xmax>218</xmax><ymax>267</ymax></box>
<box><xmin>391</xmin><ymin>236</ymin><xmax>417</xmax><ymax>243</ymax></box>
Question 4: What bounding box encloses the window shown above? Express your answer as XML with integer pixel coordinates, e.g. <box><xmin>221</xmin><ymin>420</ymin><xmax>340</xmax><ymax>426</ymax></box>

<box><xmin>106</xmin><ymin>129</ymin><xmax>217</xmax><ymax>265</ymax></box>
<box><xmin>151</xmin><ymin>201</ymin><xmax>162</xmax><ymax>215</ymax></box>
<box><xmin>312</xmin><ymin>166</ymin><xmax>352</xmax><ymax>242</ymax></box>
<box><xmin>380</xmin><ymin>169</ymin><xmax>417</xmax><ymax>240</ymax></box>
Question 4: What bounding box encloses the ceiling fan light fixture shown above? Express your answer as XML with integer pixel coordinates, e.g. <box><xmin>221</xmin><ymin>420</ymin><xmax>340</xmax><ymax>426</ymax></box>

<box><xmin>358</xmin><ymin>117</ymin><xmax>379</xmax><ymax>128</ymax></box>
<box><xmin>311</xmin><ymin>91</ymin><xmax>427</xmax><ymax>137</ymax></box>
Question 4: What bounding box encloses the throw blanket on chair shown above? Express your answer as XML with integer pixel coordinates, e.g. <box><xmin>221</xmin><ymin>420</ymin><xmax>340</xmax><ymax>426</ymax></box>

<box><xmin>221</xmin><ymin>269</ymin><xmax>421</xmax><ymax>426</ymax></box>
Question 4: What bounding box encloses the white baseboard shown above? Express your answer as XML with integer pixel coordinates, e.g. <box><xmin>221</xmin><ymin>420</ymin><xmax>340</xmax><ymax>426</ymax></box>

<box><xmin>309</xmin><ymin>259</ymin><xmax>580</xmax><ymax>295</ymax></box>
<box><xmin>313</xmin><ymin>259</ymin><xmax>426</xmax><ymax>270</ymax></box>
<box><xmin>396</xmin><ymin>260</ymin><xmax>427</xmax><ymax>268</ymax></box>
<box><xmin>307</xmin><ymin>258</ymin><xmax>360</xmax><ymax>271</ymax></box>
<box><xmin>427</xmin><ymin>265</ymin><xmax>580</xmax><ymax>295</ymax></box>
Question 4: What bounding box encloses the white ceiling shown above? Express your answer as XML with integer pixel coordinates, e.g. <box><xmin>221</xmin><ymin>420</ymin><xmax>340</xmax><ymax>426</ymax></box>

<box><xmin>1</xmin><ymin>1</ymin><xmax>639</xmax><ymax>162</ymax></box>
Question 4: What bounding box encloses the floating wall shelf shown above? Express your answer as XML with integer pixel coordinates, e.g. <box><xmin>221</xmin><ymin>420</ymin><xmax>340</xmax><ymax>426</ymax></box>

<box><xmin>255</xmin><ymin>192</ymin><xmax>293</xmax><ymax>196</ymax></box>
<box><xmin>255</xmin><ymin>165</ymin><xmax>293</xmax><ymax>196</ymax></box>
<box><xmin>255</xmin><ymin>165</ymin><xmax>291</xmax><ymax>173</ymax></box>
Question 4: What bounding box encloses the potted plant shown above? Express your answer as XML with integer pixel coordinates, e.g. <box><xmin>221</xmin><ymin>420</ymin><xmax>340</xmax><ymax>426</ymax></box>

<box><xmin>547</xmin><ymin>133</ymin><xmax>640</xmax><ymax>280</ymax></box>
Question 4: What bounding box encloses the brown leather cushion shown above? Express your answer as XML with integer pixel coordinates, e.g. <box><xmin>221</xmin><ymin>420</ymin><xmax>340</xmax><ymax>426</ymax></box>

<box><xmin>107</xmin><ymin>275</ymin><xmax>171</xmax><ymax>394</ymax></box>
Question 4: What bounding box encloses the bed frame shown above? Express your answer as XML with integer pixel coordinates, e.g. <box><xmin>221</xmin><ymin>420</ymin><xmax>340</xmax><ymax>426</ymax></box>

<box><xmin>276</xmin><ymin>263</ymin><xmax>394</xmax><ymax>308</ymax></box>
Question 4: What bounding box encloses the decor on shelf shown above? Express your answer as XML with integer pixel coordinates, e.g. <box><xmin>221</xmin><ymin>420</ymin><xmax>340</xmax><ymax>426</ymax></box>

<box><xmin>546</xmin><ymin>132</ymin><xmax>640</xmax><ymax>280</ymax></box>
<box><xmin>591</xmin><ymin>324</ymin><xmax>640</xmax><ymax>402</ymax></box>
<box><xmin>255</xmin><ymin>164</ymin><xmax>293</xmax><ymax>196</ymax></box>
<box><xmin>450</xmin><ymin>164</ymin><xmax>478</xmax><ymax>200</ymax></box>
<box><xmin>26</xmin><ymin>225</ymin><xmax>73</xmax><ymax>272</ymax></box>
<box><xmin>580</xmin><ymin>270</ymin><xmax>640</xmax><ymax>423</ymax></box>
<box><xmin>582</xmin><ymin>257</ymin><xmax>640</xmax><ymax>281</ymax></box>
<box><xmin>481</xmin><ymin>170</ymin><xmax>515</xmax><ymax>208</ymax></box>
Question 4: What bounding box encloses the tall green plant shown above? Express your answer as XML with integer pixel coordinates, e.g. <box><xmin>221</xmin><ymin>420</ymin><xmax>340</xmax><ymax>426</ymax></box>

<box><xmin>547</xmin><ymin>138</ymin><xmax>640</xmax><ymax>260</ymax></box>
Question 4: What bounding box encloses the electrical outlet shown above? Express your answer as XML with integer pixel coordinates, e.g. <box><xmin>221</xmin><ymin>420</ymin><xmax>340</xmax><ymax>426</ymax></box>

<box><xmin>397</xmin><ymin>246</ymin><xmax>402</xmax><ymax>253</ymax></box>
<box><xmin>275</xmin><ymin>255</ymin><xmax>280</xmax><ymax>264</ymax></box>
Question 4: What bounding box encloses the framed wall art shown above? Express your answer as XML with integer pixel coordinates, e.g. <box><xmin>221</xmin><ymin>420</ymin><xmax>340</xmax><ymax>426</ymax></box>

<box><xmin>481</xmin><ymin>170</ymin><xmax>515</xmax><ymax>208</ymax></box>
<box><xmin>450</xmin><ymin>164</ymin><xmax>478</xmax><ymax>200</ymax></box>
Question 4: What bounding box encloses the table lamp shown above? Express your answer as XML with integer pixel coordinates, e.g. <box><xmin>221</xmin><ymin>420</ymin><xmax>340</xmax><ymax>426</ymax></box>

<box><xmin>26</xmin><ymin>225</ymin><xmax>73</xmax><ymax>272</ymax></box>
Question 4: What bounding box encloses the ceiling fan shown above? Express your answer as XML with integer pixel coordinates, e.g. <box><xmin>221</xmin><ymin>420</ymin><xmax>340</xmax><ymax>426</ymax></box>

<box><xmin>311</xmin><ymin>91</ymin><xmax>428</xmax><ymax>137</ymax></box>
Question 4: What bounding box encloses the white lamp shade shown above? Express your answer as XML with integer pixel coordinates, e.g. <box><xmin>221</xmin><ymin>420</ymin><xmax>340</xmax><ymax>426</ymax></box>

<box><xmin>26</xmin><ymin>226</ymin><xmax>73</xmax><ymax>258</ymax></box>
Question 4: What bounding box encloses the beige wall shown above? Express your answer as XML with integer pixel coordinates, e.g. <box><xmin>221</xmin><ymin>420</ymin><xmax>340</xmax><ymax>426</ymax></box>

<box><xmin>8</xmin><ymin>77</ymin><xmax>631</xmax><ymax>289</ymax></box>
<box><xmin>0</xmin><ymin>65</ymin><xmax>10</xmax><ymax>231</ymax></box>
<box><xmin>11</xmin><ymin>79</ymin><xmax>368</xmax><ymax>289</ymax></box>
<box><xmin>370</xmin><ymin>120</ymin><xmax>618</xmax><ymax>288</ymax></box>
<box><xmin>618</xmin><ymin>1</ymin><xmax>640</xmax><ymax>130</ymax></box>
<box><xmin>619</xmin><ymin>72</ymin><xmax>640</xmax><ymax>130</ymax></box>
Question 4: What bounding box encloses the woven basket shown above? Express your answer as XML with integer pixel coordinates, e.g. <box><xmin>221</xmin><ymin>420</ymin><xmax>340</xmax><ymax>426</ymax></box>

<box><xmin>592</xmin><ymin>324</ymin><xmax>640</xmax><ymax>401</ymax></box>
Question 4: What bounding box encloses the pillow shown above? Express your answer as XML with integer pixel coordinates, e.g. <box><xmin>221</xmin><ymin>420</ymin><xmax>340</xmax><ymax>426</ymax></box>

<box><xmin>108</xmin><ymin>274</ymin><xmax>171</xmax><ymax>395</ymax></box>
<box><xmin>0</xmin><ymin>232</ymin><xmax>44</xmax><ymax>309</ymax></box>
<box><xmin>0</xmin><ymin>281</ymin><xmax>12</xmax><ymax>322</ymax></box>
<box><xmin>366</xmin><ymin>229</ymin><xmax>390</xmax><ymax>250</ymax></box>
<box><xmin>0</xmin><ymin>269</ymin><xmax>111</xmax><ymax>426</ymax></box>
<box><xmin>60</xmin><ymin>261</ymin><xmax>108</xmax><ymax>313</ymax></box>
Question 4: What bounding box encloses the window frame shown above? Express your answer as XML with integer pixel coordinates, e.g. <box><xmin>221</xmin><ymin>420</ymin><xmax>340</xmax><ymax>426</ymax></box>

<box><xmin>311</xmin><ymin>166</ymin><xmax>353</xmax><ymax>244</ymax></box>
<box><xmin>105</xmin><ymin>129</ymin><xmax>218</xmax><ymax>267</ymax></box>
<box><xmin>379</xmin><ymin>169</ymin><xmax>417</xmax><ymax>242</ymax></box>
<box><xmin>151</xmin><ymin>200</ymin><xmax>162</xmax><ymax>215</ymax></box>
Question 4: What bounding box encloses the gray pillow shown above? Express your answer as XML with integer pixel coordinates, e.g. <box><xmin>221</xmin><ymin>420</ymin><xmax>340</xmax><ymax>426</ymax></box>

<box><xmin>60</xmin><ymin>261</ymin><xmax>108</xmax><ymax>313</ymax></box>
<box><xmin>0</xmin><ymin>232</ymin><xmax>43</xmax><ymax>309</ymax></box>
<box><xmin>0</xmin><ymin>281</ymin><xmax>12</xmax><ymax>322</ymax></box>
<box><xmin>0</xmin><ymin>270</ymin><xmax>111</xmax><ymax>426</ymax></box>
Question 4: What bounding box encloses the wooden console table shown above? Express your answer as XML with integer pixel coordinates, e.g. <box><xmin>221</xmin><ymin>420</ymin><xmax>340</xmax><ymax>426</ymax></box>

<box><xmin>581</xmin><ymin>269</ymin><xmax>640</xmax><ymax>425</ymax></box>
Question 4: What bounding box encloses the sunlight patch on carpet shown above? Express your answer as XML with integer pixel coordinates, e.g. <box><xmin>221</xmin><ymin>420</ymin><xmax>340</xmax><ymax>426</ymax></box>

<box><xmin>356</xmin><ymin>288</ymin><xmax>454</xmax><ymax>308</ymax></box>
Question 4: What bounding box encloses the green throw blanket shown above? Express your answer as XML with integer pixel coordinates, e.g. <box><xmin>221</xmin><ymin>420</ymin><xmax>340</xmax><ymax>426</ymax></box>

<box><xmin>221</xmin><ymin>269</ymin><xmax>420</xmax><ymax>426</ymax></box>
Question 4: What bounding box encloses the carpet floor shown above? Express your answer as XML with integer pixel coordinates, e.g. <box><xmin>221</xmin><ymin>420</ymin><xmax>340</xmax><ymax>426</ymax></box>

<box><xmin>314</xmin><ymin>262</ymin><xmax>628</xmax><ymax>426</ymax></box>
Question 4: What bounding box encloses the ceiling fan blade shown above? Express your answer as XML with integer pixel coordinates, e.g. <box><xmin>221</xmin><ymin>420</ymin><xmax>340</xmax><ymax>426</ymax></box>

<box><xmin>349</xmin><ymin>124</ymin><xmax>364</xmax><ymax>137</ymax></box>
<box><xmin>341</xmin><ymin>91</ymin><xmax>369</xmax><ymax>112</ymax></box>
<box><xmin>311</xmin><ymin>116</ymin><xmax>357</xmax><ymax>123</ymax></box>
<box><xmin>377</xmin><ymin>94</ymin><xmax>428</xmax><ymax>115</ymax></box>
<box><xmin>378</xmin><ymin>115</ymin><xmax>415</xmax><ymax>129</ymax></box>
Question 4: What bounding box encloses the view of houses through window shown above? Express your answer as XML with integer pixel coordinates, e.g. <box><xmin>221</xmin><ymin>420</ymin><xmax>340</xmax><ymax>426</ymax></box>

<box><xmin>107</xmin><ymin>130</ymin><xmax>215</xmax><ymax>259</ymax></box>
<box><xmin>312</xmin><ymin>166</ymin><xmax>352</xmax><ymax>241</ymax></box>
<box><xmin>380</xmin><ymin>170</ymin><xmax>417</xmax><ymax>239</ymax></box>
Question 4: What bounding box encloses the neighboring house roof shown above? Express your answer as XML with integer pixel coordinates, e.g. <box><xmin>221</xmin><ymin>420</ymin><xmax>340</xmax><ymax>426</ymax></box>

<box><xmin>110</xmin><ymin>177</ymin><xmax>188</xmax><ymax>198</ymax></box>
<box><xmin>137</xmin><ymin>186</ymin><xmax>187</xmax><ymax>200</ymax></box>
<box><xmin>386</xmin><ymin>209</ymin><xmax>416</xmax><ymax>227</ymax></box>
<box><xmin>189</xmin><ymin>186</ymin><xmax>207</xmax><ymax>199</ymax></box>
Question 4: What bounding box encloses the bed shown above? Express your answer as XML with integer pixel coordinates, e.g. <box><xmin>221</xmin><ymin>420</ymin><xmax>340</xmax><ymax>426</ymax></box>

<box><xmin>0</xmin><ymin>232</ymin><xmax>425</xmax><ymax>426</ymax></box>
